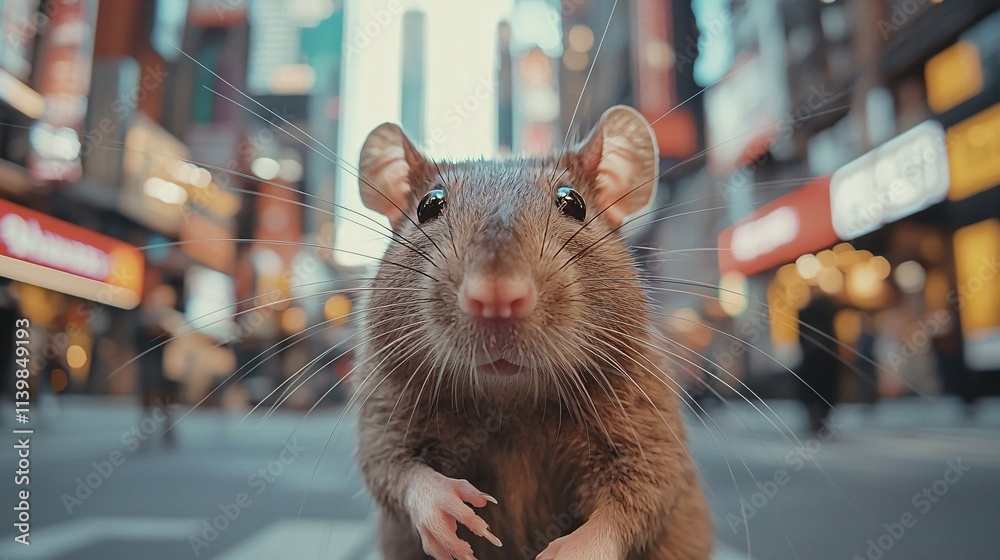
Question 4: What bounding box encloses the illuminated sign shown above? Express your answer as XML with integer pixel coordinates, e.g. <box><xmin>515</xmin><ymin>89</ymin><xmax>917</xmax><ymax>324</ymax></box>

<box><xmin>185</xmin><ymin>266</ymin><xmax>236</xmax><ymax>341</ymax></box>
<box><xmin>120</xmin><ymin>113</ymin><xmax>191</xmax><ymax>235</ymax></box>
<box><xmin>0</xmin><ymin>200</ymin><xmax>144</xmax><ymax>309</ymax></box>
<box><xmin>953</xmin><ymin>219</ymin><xmax>1000</xmax><ymax>371</ymax></box>
<box><xmin>925</xmin><ymin>41</ymin><xmax>983</xmax><ymax>114</ymax></box>
<box><xmin>830</xmin><ymin>121</ymin><xmax>949</xmax><ymax>240</ymax></box>
<box><xmin>947</xmin><ymin>102</ymin><xmax>1000</xmax><ymax>201</ymax></box>
<box><xmin>718</xmin><ymin>177</ymin><xmax>837</xmax><ymax>276</ymax></box>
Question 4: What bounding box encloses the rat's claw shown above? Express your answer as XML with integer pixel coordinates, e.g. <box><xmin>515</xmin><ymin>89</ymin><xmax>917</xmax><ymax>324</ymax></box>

<box><xmin>406</xmin><ymin>471</ymin><xmax>502</xmax><ymax>559</ymax></box>
<box><xmin>535</xmin><ymin>521</ymin><xmax>618</xmax><ymax>560</ymax></box>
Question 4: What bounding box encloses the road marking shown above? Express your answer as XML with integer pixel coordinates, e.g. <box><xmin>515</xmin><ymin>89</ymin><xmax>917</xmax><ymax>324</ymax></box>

<box><xmin>0</xmin><ymin>516</ymin><xmax>201</xmax><ymax>559</ymax></box>
<box><xmin>213</xmin><ymin>519</ymin><xmax>370</xmax><ymax>560</ymax></box>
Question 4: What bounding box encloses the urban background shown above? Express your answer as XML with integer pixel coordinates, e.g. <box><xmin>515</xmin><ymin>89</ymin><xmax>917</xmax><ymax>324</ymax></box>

<box><xmin>0</xmin><ymin>0</ymin><xmax>999</xmax><ymax>559</ymax></box>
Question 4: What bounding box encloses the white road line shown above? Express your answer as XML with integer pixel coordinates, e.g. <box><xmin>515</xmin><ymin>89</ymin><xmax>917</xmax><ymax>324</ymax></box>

<box><xmin>0</xmin><ymin>516</ymin><xmax>202</xmax><ymax>559</ymax></box>
<box><xmin>212</xmin><ymin>519</ymin><xmax>370</xmax><ymax>560</ymax></box>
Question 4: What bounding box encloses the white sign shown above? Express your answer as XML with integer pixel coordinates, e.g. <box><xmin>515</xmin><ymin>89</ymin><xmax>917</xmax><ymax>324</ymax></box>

<box><xmin>185</xmin><ymin>266</ymin><xmax>236</xmax><ymax>340</ymax></box>
<box><xmin>731</xmin><ymin>206</ymin><xmax>800</xmax><ymax>263</ymax></box>
<box><xmin>830</xmin><ymin>120</ymin><xmax>949</xmax><ymax>240</ymax></box>
<box><xmin>0</xmin><ymin>213</ymin><xmax>110</xmax><ymax>280</ymax></box>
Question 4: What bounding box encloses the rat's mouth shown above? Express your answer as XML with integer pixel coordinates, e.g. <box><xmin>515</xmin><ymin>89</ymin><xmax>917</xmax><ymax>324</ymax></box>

<box><xmin>480</xmin><ymin>359</ymin><xmax>521</xmax><ymax>376</ymax></box>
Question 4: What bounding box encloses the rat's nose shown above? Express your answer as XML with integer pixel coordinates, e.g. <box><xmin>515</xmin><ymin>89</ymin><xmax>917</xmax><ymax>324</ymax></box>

<box><xmin>458</xmin><ymin>274</ymin><xmax>537</xmax><ymax>319</ymax></box>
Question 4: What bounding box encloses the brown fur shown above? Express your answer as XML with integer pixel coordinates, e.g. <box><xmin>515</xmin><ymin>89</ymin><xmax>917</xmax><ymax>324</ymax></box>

<box><xmin>356</xmin><ymin>120</ymin><xmax>713</xmax><ymax>559</ymax></box>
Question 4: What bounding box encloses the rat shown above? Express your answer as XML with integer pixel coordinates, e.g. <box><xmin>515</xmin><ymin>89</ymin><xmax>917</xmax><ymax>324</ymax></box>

<box><xmin>354</xmin><ymin>105</ymin><xmax>713</xmax><ymax>560</ymax></box>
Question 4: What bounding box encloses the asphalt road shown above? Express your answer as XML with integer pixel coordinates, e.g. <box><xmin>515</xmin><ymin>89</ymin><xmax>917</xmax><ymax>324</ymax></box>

<box><xmin>2</xmin><ymin>395</ymin><xmax>998</xmax><ymax>560</ymax></box>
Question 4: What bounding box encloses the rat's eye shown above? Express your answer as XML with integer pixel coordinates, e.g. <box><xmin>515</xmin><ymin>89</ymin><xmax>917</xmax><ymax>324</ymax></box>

<box><xmin>555</xmin><ymin>186</ymin><xmax>586</xmax><ymax>221</ymax></box>
<box><xmin>417</xmin><ymin>188</ymin><xmax>446</xmax><ymax>223</ymax></box>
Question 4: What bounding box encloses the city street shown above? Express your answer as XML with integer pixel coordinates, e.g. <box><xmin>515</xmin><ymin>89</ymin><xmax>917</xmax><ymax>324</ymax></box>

<box><xmin>3</xmin><ymin>396</ymin><xmax>999</xmax><ymax>560</ymax></box>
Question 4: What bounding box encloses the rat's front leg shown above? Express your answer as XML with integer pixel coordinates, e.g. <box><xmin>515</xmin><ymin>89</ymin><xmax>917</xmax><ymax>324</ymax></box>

<box><xmin>404</xmin><ymin>468</ymin><xmax>503</xmax><ymax>559</ymax></box>
<box><xmin>358</xmin><ymin>399</ymin><xmax>502</xmax><ymax>560</ymax></box>
<box><xmin>535</xmin><ymin>408</ymin><xmax>697</xmax><ymax>559</ymax></box>
<box><xmin>535</xmin><ymin>513</ymin><xmax>625</xmax><ymax>560</ymax></box>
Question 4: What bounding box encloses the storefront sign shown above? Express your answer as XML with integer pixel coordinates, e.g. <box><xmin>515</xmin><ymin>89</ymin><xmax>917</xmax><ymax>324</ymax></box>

<box><xmin>120</xmin><ymin>113</ymin><xmax>191</xmax><ymax>236</ymax></box>
<box><xmin>953</xmin><ymin>219</ymin><xmax>1000</xmax><ymax>371</ymax></box>
<box><xmin>830</xmin><ymin>120</ymin><xmax>949</xmax><ymax>240</ymax></box>
<box><xmin>184</xmin><ymin>266</ymin><xmax>236</xmax><ymax>341</ymax></box>
<box><xmin>925</xmin><ymin>41</ymin><xmax>983</xmax><ymax>114</ymax></box>
<box><xmin>947</xmin><ymin>102</ymin><xmax>1000</xmax><ymax>201</ymax></box>
<box><xmin>0</xmin><ymin>199</ymin><xmax>144</xmax><ymax>308</ymax></box>
<box><xmin>718</xmin><ymin>177</ymin><xmax>837</xmax><ymax>276</ymax></box>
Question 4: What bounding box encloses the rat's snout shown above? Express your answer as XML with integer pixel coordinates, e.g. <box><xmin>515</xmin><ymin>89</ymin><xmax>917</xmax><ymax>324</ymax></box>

<box><xmin>458</xmin><ymin>273</ymin><xmax>537</xmax><ymax>320</ymax></box>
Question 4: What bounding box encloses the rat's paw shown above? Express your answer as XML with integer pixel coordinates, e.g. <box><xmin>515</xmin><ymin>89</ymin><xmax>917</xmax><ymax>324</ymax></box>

<box><xmin>405</xmin><ymin>471</ymin><xmax>501</xmax><ymax>560</ymax></box>
<box><xmin>535</xmin><ymin>522</ymin><xmax>620</xmax><ymax>560</ymax></box>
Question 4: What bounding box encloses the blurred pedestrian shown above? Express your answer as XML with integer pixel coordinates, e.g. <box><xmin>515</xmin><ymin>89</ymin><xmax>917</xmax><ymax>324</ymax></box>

<box><xmin>135</xmin><ymin>284</ymin><xmax>182</xmax><ymax>448</ymax></box>
<box><xmin>855</xmin><ymin>311</ymin><xmax>880</xmax><ymax>410</ymax></box>
<box><xmin>796</xmin><ymin>292</ymin><xmax>841</xmax><ymax>435</ymax></box>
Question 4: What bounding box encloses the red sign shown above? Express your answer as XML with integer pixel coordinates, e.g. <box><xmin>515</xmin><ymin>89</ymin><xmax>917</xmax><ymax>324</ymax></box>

<box><xmin>0</xmin><ymin>199</ymin><xmax>144</xmax><ymax>308</ymax></box>
<box><xmin>718</xmin><ymin>177</ymin><xmax>837</xmax><ymax>276</ymax></box>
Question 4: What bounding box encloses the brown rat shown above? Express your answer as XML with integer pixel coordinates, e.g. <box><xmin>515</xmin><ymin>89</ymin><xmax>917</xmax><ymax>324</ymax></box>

<box><xmin>354</xmin><ymin>106</ymin><xmax>712</xmax><ymax>560</ymax></box>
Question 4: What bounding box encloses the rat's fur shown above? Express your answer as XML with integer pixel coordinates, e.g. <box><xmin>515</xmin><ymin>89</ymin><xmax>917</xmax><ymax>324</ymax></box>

<box><xmin>356</xmin><ymin>108</ymin><xmax>713</xmax><ymax>559</ymax></box>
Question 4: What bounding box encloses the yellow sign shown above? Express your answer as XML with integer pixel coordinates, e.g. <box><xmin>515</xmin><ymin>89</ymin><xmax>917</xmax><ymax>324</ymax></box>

<box><xmin>926</xmin><ymin>41</ymin><xmax>983</xmax><ymax>114</ymax></box>
<box><xmin>947</xmin><ymin>102</ymin><xmax>1000</xmax><ymax>200</ymax></box>
<box><xmin>954</xmin><ymin>219</ymin><xmax>1000</xmax><ymax>333</ymax></box>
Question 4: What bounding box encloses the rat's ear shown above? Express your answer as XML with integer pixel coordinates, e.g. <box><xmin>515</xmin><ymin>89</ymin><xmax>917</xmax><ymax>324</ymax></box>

<box><xmin>576</xmin><ymin>105</ymin><xmax>658</xmax><ymax>227</ymax></box>
<box><xmin>358</xmin><ymin>123</ymin><xmax>428</xmax><ymax>226</ymax></box>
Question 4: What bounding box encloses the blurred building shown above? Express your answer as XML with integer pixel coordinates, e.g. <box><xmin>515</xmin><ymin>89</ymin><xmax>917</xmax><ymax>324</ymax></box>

<box><xmin>0</xmin><ymin>0</ymin><xmax>354</xmax><ymax>408</ymax></box>
<box><xmin>565</xmin><ymin>0</ymin><xmax>1000</xmax><ymax>401</ymax></box>
<box><xmin>4</xmin><ymin>0</ymin><xmax>998</xmax><ymax>407</ymax></box>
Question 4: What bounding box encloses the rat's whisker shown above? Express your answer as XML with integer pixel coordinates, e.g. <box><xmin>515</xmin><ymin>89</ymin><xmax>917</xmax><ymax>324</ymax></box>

<box><xmin>580</xmin><ymin>277</ymin><xmax>900</xmax><ymax>396</ymax></box>
<box><xmin>141</xmin><ymin>238</ymin><xmax>440</xmax><ymax>283</ymax></box>
<box><xmin>57</xmin><ymin>132</ymin><xmax>434</xmax><ymax>264</ymax></box>
<box><xmin>202</xmin><ymin>89</ymin><xmax>450</xmax><ymax>261</ymax></box>
<box><xmin>252</xmin><ymin>310</ymin><xmax>429</xmax><ymax>424</ymax></box>
<box><xmin>555</xmin><ymin>99</ymin><xmax>853</xmax><ymax>260</ymax></box>
<box><xmin>587</xmin><ymin>323</ymin><xmax>790</xmax><ymax>557</ymax></box>
<box><xmin>554</xmin><ymin>0</ymin><xmax>621</xmax><ymax>178</ymax></box>
<box><xmin>296</xmin><ymin>334</ymin><xmax>430</xmax><ymax>518</ymax></box>
<box><xmin>560</xmin><ymin>205</ymin><xmax>734</xmax><ymax>273</ymax></box>
<box><xmin>172</xmin><ymin>45</ymin><xmax>450</xmax><ymax>260</ymax></box>
<box><xmin>270</xmin><ymin>324</ymin><xmax>429</xmax><ymax>425</ymax></box>
<box><xmin>174</xmin><ymin>300</ymin><xmax>421</xmax><ymax>428</ymax></box>
<box><xmin>601</xmin><ymin>308</ymin><xmax>801</xmax><ymax>446</ymax></box>
<box><xmin>113</xmin><ymin>281</ymin><xmax>403</xmax><ymax>382</ymax></box>
<box><xmin>380</xmin><ymin>349</ymin><xmax>439</xmax><ymax>442</ymax></box>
